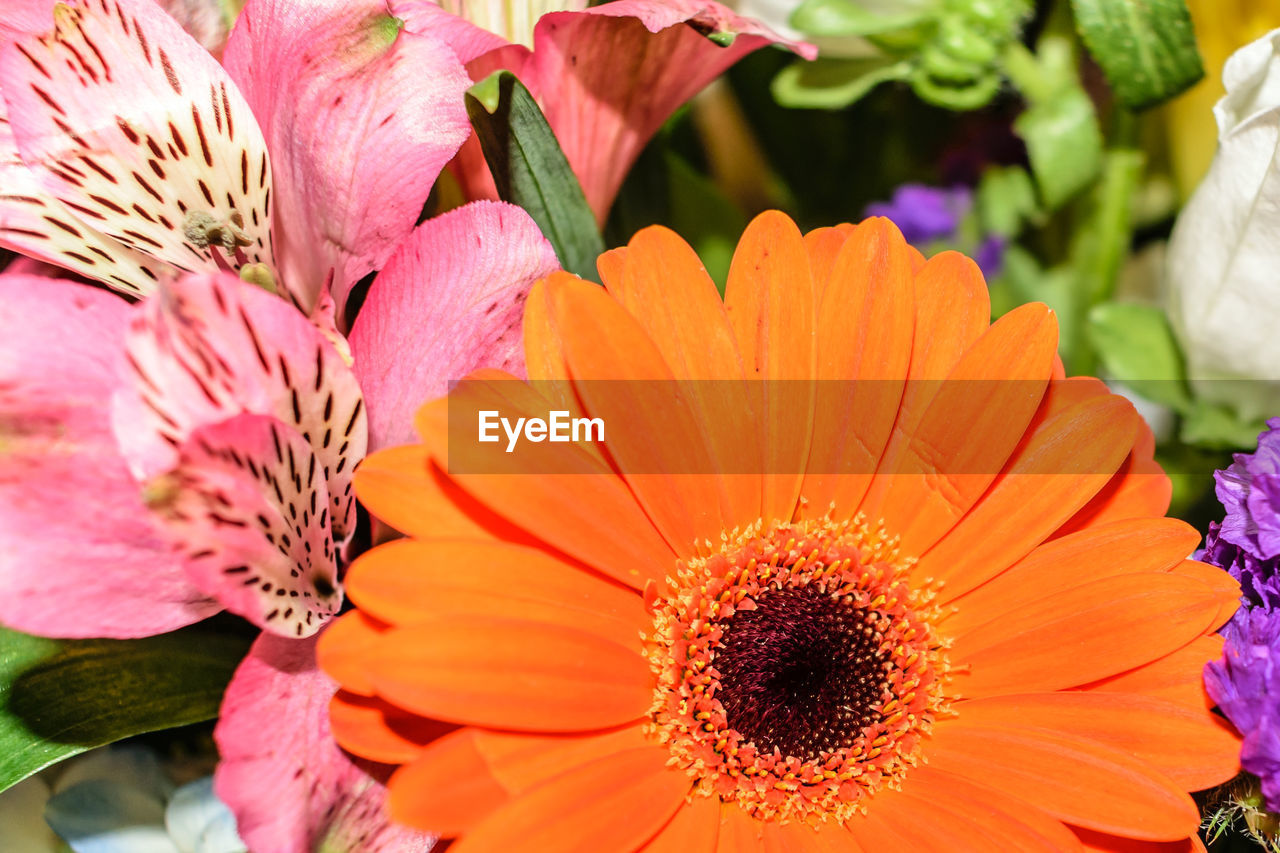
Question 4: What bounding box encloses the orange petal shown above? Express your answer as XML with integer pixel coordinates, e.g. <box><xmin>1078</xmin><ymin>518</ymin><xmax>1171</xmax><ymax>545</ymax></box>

<box><xmin>845</xmin><ymin>802</ymin><xmax>915</xmax><ymax>851</ymax></box>
<box><xmin>472</xmin><ymin>724</ymin><xmax>650</xmax><ymax>794</ymax></box>
<box><xmin>922</xmin><ymin>722</ymin><xmax>1201</xmax><ymax>841</ymax></box>
<box><xmin>801</xmin><ymin>218</ymin><xmax>915</xmax><ymax>516</ymax></box>
<box><xmin>522</xmin><ymin>279</ymin><xmax>591</xmax><ymax>427</ymax></box>
<box><xmin>389</xmin><ymin>727</ymin><xmax>511</xmax><ymax>836</ymax></box>
<box><xmin>861</xmin><ymin>773</ymin><xmax>1083</xmax><ymax>852</ymax></box>
<box><xmin>949</xmin><ymin>573</ymin><xmax>1227</xmax><ymax>697</ymax></box>
<box><xmin>1057</xmin><ymin>425</ymin><xmax>1171</xmax><ymax>536</ymax></box>
<box><xmin>596</xmin><ymin>246</ymin><xmax>629</xmax><ymax>291</ymax></box>
<box><xmin>917</xmin><ymin>390</ymin><xmax>1139</xmax><ymax>602</ymax></box>
<box><xmin>451</xmin><ymin>746</ymin><xmax>690</xmax><ymax>853</ymax></box>
<box><xmin>548</xmin><ymin>273</ymin><xmax>726</xmax><ymax>555</ymax></box>
<box><xmin>346</xmin><ymin>538</ymin><xmax>645</xmax><ymax>649</ymax></box>
<box><xmin>717</xmin><ymin>802</ymin><xmax>766</xmax><ymax>851</ymax></box>
<box><xmin>724</xmin><ymin>210</ymin><xmax>817</xmax><ymax>522</ymax></box>
<box><xmin>903</xmin><ymin>766</ymin><xmax>1084</xmax><ymax>851</ymax></box>
<box><xmin>950</xmin><ymin>693</ymin><xmax>1241</xmax><ymax>791</ymax></box>
<box><xmin>1074</xmin><ymin>827</ymin><xmax>1206</xmax><ymax>852</ymax></box>
<box><xmin>640</xmin><ymin>794</ymin><xmax>721</xmax><ymax>852</ymax></box>
<box><xmin>863</xmin><ymin>302</ymin><xmax>1058</xmax><ymax>556</ymax></box>
<box><xmin>328</xmin><ymin>690</ymin><xmax>455</xmax><ymax>764</ymax></box>
<box><xmin>423</xmin><ymin>374</ymin><xmax>677</xmax><ymax>590</ymax></box>
<box><xmin>763</xmin><ymin>819</ymin><xmax>863</xmax><ymax>852</ymax></box>
<box><xmin>368</xmin><ymin>617</ymin><xmax>652</xmax><ymax>731</ymax></box>
<box><xmin>354</xmin><ymin>444</ymin><xmax>529</xmax><ymax>542</ymax></box>
<box><xmin>804</xmin><ymin>223</ymin><xmax>857</xmax><ymax>301</ymax></box>
<box><xmin>604</xmin><ymin>225</ymin><xmax>762</xmax><ymax>525</ymax></box>
<box><xmin>315</xmin><ymin>610</ymin><xmax>390</xmax><ymax>696</ymax></box>
<box><xmin>943</xmin><ymin>517</ymin><xmax>1202</xmax><ymax>638</ymax></box>
<box><xmin>1166</xmin><ymin>559</ymin><xmax>1241</xmax><ymax>630</ymax></box>
<box><xmin>1084</xmin><ymin>634</ymin><xmax>1225</xmax><ymax>710</ymax></box>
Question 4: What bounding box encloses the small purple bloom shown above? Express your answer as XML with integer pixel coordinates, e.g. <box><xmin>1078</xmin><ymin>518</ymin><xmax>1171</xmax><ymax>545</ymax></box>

<box><xmin>864</xmin><ymin>184</ymin><xmax>1003</xmax><ymax>278</ymax></box>
<box><xmin>1205</xmin><ymin>607</ymin><xmax>1280</xmax><ymax>810</ymax></box>
<box><xmin>865</xmin><ymin>184</ymin><xmax>971</xmax><ymax>244</ymax></box>
<box><xmin>1215</xmin><ymin>418</ymin><xmax>1280</xmax><ymax>560</ymax></box>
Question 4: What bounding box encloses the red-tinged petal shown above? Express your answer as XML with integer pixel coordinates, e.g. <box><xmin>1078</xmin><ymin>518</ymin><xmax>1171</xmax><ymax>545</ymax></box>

<box><xmin>367</xmin><ymin>617</ymin><xmax>652</xmax><ymax>732</ymax></box>
<box><xmin>114</xmin><ymin>272</ymin><xmax>366</xmax><ymax>540</ymax></box>
<box><xmin>0</xmin><ymin>274</ymin><xmax>217</xmax><ymax>638</ymax></box>
<box><xmin>450</xmin><ymin>746</ymin><xmax>689</xmax><ymax>853</ymax></box>
<box><xmin>523</xmin><ymin>1</ymin><xmax>813</xmax><ymax>221</ymax></box>
<box><xmin>0</xmin><ymin>98</ymin><xmax>166</xmax><ymax>294</ymax></box>
<box><xmin>223</xmin><ymin>0</ymin><xmax>473</xmax><ymax>314</ymax></box>
<box><xmin>149</xmin><ymin>414</ymin><xmax>342</xmax><ymax>638</ymax></box>
<box><xmin>0</xmin><ymin>0</ymin><xmax>275</xmax><ymax>281</ymax></box>
<box><xmin>922</xmin><ymin>722</ymin><xmax>1201</xmax><ymax>841</ymax></box>
<box><xmin>349</xmin><ymin>201</ymin><xmax>559</xmax><ymax>450</ymax></box>
<box><xmin>215</xmin><ymin>631</ymin><xmax>433</xmax><ymax>853</ymax></box>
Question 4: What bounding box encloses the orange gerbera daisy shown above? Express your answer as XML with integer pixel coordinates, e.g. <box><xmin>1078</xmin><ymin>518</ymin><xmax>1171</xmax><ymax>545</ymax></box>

<box><xmin>319</xmin><ymin>212</ymin><xmax>1242</xmax><ymax>852</ymax></box>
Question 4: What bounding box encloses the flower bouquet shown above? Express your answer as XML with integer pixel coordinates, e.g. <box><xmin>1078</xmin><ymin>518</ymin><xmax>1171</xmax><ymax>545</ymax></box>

<box><xmin>1</xmin><ymin>0</ymin><xmax>1279</xmax><ymax>851</ymax></box>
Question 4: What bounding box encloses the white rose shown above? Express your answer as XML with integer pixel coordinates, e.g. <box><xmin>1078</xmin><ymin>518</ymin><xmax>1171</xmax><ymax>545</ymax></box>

<box><xmin>1166</xmin><ymin>28</ymin><xmax>1280</xmax><ymax>421</ymax></box>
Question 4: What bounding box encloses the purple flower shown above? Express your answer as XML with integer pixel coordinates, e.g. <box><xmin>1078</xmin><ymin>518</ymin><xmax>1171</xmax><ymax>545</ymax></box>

<box><xmin>864</xmin><ymin>184</ymin><xmax>1004</xmax><ymax>278</ymax></box>
<box><xmin>1215</xmin><ymin>418</ymin><xmax>1280</xmax><ymax>560</ymax></box>
<box><xmin>1205</xmin><ymin>607</ymin><xmax>1280</xmax><ymax>810</ymax></box>
<box><xmin>865</xmin><ymin>184</ymin><xmax>971</xmax><ymax>244</ymax></box>
<box><xmin>1202</xmin><ymin>522</ymin><xmax>1280</xmax><ymax>610</ymax></box>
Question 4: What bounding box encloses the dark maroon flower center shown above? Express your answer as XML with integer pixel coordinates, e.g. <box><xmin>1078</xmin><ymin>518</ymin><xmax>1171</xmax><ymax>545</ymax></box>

<box><xmin>712</xmin><ymin>585</ymin><xmax>890</xmax><ymax>761</ymax></box>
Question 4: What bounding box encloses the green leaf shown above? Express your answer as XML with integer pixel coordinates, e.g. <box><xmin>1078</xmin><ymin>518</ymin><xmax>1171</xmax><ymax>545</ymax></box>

<box><xmin>1086</xmin><ymin>302</ymin><xmax>1191</xmax><ymax>410</ymax></box>
<box><xmin>1013</xmin><ymin>85</ymin><xmax>1103</xmax><ymax>208</ymax></box>
<box><xmin>975</xmin><ymin>165</ymin><xmax>1039</xmax><ymax>237</ymax></box>
<box><xmin>790</xmin><ymin>0</ymin><xmax>928</xmax><ymax>37</ymax></box>
<box><xmin>0</xmin><ymin>625</ymin><xmax>252</xmax><ymax>793</ymax></box>
<box><xmin>772</xmin><ymin>56</ymin><xmax>913</xmax><ymax>110</ymax></box>
<box><xmin>465</xmin><ymin>71</ymin><xmax>605</xmax><ymax>281</ymax></box>
<box><xmin>1070</xmin><ymin>0</ymin><xmax>1203</xmax><ymax>110</ymax></box>
<box><xmin>1180</xmin><ymin>400</ymin><xmax>1267</xmax><ymax>450</ymax></box>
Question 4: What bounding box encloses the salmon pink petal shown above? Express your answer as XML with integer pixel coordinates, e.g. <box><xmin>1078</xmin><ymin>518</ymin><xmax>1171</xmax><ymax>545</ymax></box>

<box><xmin>0</xmin><ymin>0</ymin><xmax>275</xmax><ymax>282</ymax></box>
<box><xmin>0</xmin><ymin>97</ymin><xmax>166</xmax><ymax>294</ymax></box>
<box><xmin>449</xmin><ymin>746</ymin><xmax>689</xmax><ymax>853</ymax></box>
<box><xmin>147</xmin><ymin>414</ymin><xmax>342</xmax><ymax>638</ymax></box>
<box><xmin>523</xmin><ymin>0</ymin><xmax>813</xmax><ymax>221</ymax></box>
<box><xmin>223</xmin><ymin>0</ymin><xmax>473</xmax><ymax>314</ymax></box>
<box><xmin>349</xmin><ymin>201</ymin><xmax>558</xmax><ymax>450</ymax></box>
<box><xmin>393</xmin><ymin>0</ymin><xmax>511</xmax><ymax>63</ymax></box>
<box><xmin>0</xmin><ymin>274</ymin><xmax>216</xmax><ymax>637</ymax></box>
<box><xmin>215</xmin><ymin>631</ymin><xmax>433</xmax><ymax>853</ymax></box>
<box><xmin>113</xmin><ymin>272</ymin><xmax>367</xmax><ymax>540</ymax></box>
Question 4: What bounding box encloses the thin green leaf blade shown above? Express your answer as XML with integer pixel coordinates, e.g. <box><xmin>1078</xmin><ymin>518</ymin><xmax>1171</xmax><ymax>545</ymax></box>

<box><xmin>465</xmin><ymin>71</ymin><xmax>605</xmax><ymax>281</ymax></box>
<box><xmin>1086</xmin><ymin>302</ymin><xmax>1191</xmax><ymax>410</ymax></box>
<box><xmin>0</xmin><ymin>625</ymin><xmax>251</xmax><ymax>792</ymax></box>
<box><xmin>1071</xmin><ymin>0</ymin><xmax>1204</xmax><ymax>109</ymax></box>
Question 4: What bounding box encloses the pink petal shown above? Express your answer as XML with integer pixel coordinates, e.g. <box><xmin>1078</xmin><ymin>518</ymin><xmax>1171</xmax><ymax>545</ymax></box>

<box><xmin>0</xmin><ymin>0</ymin><xmax>275</xmax><ymax>285</ymax></box>
<box><xmin>215</xmin><ymin>631</ymin><xmax>433</xmax><ymax>853</ymax></box>
<box><xmin>0</xmin><ymin>94</ymin><xmax>168</xmax><ymax>295</ymax></box>
<box><xmin>0</xmin><ymin>274</ymin><xmax>217</xmax><ymax>638</ymax></box>
<box><xmin>393</xmin><ymin>0</ymin><xmax>519</xmax><ymax>61</ymax></box>
<box><xmin>223</xmin><ymin>0</ymin><xmax>473</xmax><ymax>317</ymax></box>
<box><xmin>526</xmin><ymin>0</ymin><xmax>812</xmax><ymax>221</ymax></box>
<box><xmin>149</xmin><ymin>414</ymin><xmax>341</xmax><ymax>639</ymax></box>
<box><xmin>113</xmin><ymin>272</ymin><xmax>367</xmax><ymax>541</ymax></box>
<box><xmin>154</xmin><ymin>0</ymin><xmax>238</xmax><ymax>58</ymax></box>
<box><xmin>349</xmin><ymin>201</ymin><xmax>559</xmax><ymax>451</ymax></box>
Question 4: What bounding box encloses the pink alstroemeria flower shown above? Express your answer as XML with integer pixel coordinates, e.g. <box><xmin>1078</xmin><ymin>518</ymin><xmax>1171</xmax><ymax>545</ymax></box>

<box><xmin>0</xmin><ymin>0</ymin><xmax>557</xmax><ymax>848</ymax></box>
<box><xmin>405</xmin><ymin>0</ymin><xmax>816</xmax><ymax>223</ymax></box>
